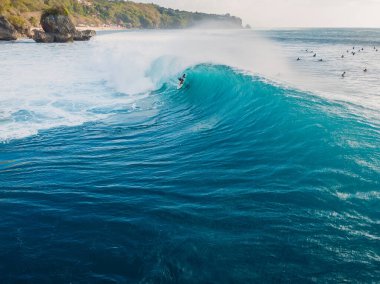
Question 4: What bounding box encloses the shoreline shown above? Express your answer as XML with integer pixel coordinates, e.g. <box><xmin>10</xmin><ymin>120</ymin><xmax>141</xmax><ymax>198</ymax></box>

<box><xmin>17</xmin><ymin>26</ymin><xmax>126</xmax><ymax>40</ymax></box>
<box><xmin>29</xmin><ymin>26</ymin><xmax>127</xmax><ymax>32</ymax></box>
<box><xmin>76</xmin><ymin>26</ymin><xmax>127</xmax><ymax>31</ymax></box>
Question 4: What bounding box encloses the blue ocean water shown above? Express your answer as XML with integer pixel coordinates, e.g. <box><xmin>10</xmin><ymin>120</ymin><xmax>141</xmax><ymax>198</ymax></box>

<box><xmin>0</xmin><ymin>29</ymin><xmax>380</xmax><ymax>283</ymax></box>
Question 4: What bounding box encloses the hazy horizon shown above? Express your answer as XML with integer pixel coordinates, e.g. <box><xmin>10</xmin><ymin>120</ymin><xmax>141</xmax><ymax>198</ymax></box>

<box><xmin>136</xmin><ymin>0</ymin><xmax>380</xmax><ymax>28</ymax></box>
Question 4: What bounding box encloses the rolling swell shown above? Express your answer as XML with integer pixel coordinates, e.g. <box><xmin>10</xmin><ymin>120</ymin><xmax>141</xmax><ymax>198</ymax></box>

<box><xmin>1</xmin><ymin>64</ymin><xmax>379</xmax><ymax>282</ymax></box>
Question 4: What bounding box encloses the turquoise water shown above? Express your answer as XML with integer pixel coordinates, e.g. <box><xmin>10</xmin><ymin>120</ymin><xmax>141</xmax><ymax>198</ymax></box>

<box><xmin>0</xmin><ymin>29</ymin><xmax>379</xmax><ymax>283</ymax></box>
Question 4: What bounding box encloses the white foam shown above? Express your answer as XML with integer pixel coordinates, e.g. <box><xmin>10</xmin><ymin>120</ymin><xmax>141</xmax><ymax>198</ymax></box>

<box><xmin>0</xmin><ymin>39</ymin><xmax>145</xmax><ymax>142</ymax></box>
<box><xmin>336</xmin><ymin>190</ymin><xmax>380</xmax><ymax>201</ymax></box>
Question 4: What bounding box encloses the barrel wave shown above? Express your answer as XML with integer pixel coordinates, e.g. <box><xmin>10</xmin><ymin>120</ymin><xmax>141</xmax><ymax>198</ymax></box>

<box><xmin>1</xmin><ymin>30</ymin><xmax>380</xmax><ymax>283</ymax></box>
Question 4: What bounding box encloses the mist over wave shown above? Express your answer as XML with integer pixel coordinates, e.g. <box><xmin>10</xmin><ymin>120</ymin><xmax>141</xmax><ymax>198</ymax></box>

<box><xmin>92</xmin><ymin>30</ymin><xmax>295</xmax><ymax>94</ymax></box>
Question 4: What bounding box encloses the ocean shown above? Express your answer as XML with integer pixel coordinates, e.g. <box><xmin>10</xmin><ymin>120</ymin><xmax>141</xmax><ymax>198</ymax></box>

<box><xmin>0</xmin><ymin>29</ymin><xmax>379</xmax><ymax>283</ymax></box>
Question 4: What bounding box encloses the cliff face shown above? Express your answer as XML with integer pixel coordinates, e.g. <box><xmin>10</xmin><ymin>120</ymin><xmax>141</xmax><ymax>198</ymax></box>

<box><xmin>32</xmin><ymin>7</ymin><xmax>96</xmax><ymax>43</ymax></box>
<box><xmin>0</xmin><ymin>0</ymin><xmax>243</xmax><ymax>31</ymax></box>
<box><xmin>0</xmin><ymin>16</ymin><xmax>18</xmax><ymax>40</ymax></box>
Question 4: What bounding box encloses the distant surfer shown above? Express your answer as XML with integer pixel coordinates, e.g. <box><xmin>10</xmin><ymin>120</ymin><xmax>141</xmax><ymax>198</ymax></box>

<box><xmin>313</xmin><ymin>53</ymin><xmax>317</xmax><ymax>57</ymax></box>
<box><xmin>341</xmin><ymin>55</ymin><xmax>344</xmax><ymax>58</ymax></box>
<box><xmin>342</xmin><ymin>72</ymin><xmax>346</xmax><ymax>78</ymax></box>
<box><xmin>318</xmin><ymin>59</ymin><xmax>323</xmax><ymax>62</ymax></box>
<box><xmin>297</xmin><ymin>57</ymin><xmax>301</xmax><ymax>61</ymax></box>
<box><xmin>364</xmin><ymin>68</ymin><xmax>368</xmax><ymax>72</ymax></box>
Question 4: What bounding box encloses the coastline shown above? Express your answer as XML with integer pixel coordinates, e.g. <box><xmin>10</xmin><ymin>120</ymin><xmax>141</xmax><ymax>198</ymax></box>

<box><xmin>29</xmin><ymin>26</ymin><xmax>127</xmax><ymax>32</ymax></box>
<box><xmin>76</xmin><ymin>26</ymin><xmax>127</xmax><ymax>31</ymax></box>
<box><xmin>13</xmin><ymin>26</ymin><xmax>126</xmax><ymax>40</ymax></box>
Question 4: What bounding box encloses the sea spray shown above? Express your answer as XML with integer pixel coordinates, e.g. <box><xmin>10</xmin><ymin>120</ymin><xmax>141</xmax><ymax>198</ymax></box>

<box><xmin>91</xmin><ymin>29</ymin><xmax>295</xmax><ymax>95</ymax></box>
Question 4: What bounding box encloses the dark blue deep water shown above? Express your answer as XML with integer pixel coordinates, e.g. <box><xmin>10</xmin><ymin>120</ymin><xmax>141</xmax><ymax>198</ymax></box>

<box><xmin>1</xmin><ymin>30</ymin><xmax>380</xmax><ymax>283</ymax></box>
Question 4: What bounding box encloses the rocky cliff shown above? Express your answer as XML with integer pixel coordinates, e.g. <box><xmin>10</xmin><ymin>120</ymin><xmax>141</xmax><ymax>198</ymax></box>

<box><xmin>0</xmin><ymin>16</ymin><xmax>18</xmax><ymax>40</ymax></box>
<box><xmin>0</xmin><ymin>0</ymin><xmax>243</xmax><ymax>35</ymax></box>
<box><xmin>32</xmin><ymin>7</ymin><xmax>96</xmax><ymax>43</ymax></box>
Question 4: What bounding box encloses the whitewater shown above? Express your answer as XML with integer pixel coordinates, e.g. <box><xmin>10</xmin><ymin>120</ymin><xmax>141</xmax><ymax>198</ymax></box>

<box><xmin>0</xmin><ymin>29</ymin><xmax>379</xmax><ymax>282</ymax></box>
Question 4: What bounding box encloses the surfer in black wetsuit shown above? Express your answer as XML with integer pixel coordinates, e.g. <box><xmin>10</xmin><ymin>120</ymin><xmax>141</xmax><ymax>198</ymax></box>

<box><xmin>178</xmin><ymin>74</ymin><xmax>186</xmax><ymax>86</ymax></box>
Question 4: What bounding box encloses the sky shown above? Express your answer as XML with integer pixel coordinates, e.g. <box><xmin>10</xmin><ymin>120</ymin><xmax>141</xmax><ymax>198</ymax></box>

<box><xmin>136</xmin><ymin>0</ymin><xmax>380</xmax><ymax>28</ymax></box>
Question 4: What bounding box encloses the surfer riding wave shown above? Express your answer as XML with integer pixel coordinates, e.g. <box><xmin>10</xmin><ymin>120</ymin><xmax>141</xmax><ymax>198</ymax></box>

<box><xmin>178</xmin><ymin>74</ymin><xmax>186</xmax><ymax>89</ymax></box>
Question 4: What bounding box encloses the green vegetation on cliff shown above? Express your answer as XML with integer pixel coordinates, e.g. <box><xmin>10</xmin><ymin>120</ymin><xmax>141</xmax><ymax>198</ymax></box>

<box><xmin>0</xmin><ymin>0</ymin><xmax>242</xmax><ymax>30</ymax></box>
